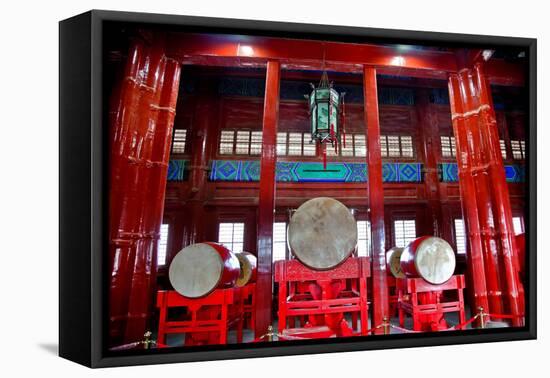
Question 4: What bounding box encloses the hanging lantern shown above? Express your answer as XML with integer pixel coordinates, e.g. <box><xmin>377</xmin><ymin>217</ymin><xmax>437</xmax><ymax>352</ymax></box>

<box><xmin>306</xmin><ymin>71</ymin><xmax>346</xmax><ymax>169</ymax></box>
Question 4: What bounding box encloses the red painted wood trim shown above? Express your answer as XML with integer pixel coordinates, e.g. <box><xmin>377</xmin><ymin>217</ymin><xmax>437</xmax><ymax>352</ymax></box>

<box><xmin>255</xmin><ymin>60</ymin><xmax>281</xmax><ymax>338</ymax></box>
<box><xmin>363</xmin><ymin>66</ymin><xmax>390</xmax><ymax>334</ymax></box>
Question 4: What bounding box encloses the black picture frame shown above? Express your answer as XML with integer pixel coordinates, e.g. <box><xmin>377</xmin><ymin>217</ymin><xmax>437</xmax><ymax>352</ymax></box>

<box><xmin>59</xmin><ymin>9</ymin><xmax>537</xmax><ymax>368</ymax></box>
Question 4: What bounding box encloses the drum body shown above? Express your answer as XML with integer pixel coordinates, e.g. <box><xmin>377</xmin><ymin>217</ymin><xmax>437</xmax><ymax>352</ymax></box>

<box><xmin>386</xmin><ymin>247</ymin><xmax>405</xmax><ymax>278</ymax></box>
<box><xmin>400</xmin><ymin>236</ymin><xmax>456</xmax><ymax>284</ymax></box>
<box><xmin>287</xmin><ymin>197</ymin><xmax>357</xmax><ymax>270</ymax></box>
<box><xmin>235</xmin><ymin>252</ymin><xmax>257</xmax><ymax>287</ymax></box>
<box><xmin>169</xmin><ymin>242</ymin><xmax>240</xmax><ymax>298</ymax></box>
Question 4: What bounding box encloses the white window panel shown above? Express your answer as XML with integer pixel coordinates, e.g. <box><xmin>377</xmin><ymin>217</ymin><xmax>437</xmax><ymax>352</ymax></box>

<box><xmin>380</xmin><ymin>135</ymin><xmax>388</xmax><ymax>157</ymax></box>
<box><xmin>441</xmin><ymin>136</ymin><xmax>453</xmax><ymax>157</ymax></box>
<box><xmin>356</xmin><ymin>220</ymin><xmax>371</xmax><ymax>257</ymax></box>
<box><xmin>277</xmin><ymin>132</ymin><xmax>288</xmax><ymax>156</ymax></box>
<box><xmin>454</xmin><ymin>219</ymin><xmax>466</xmax><ymax>255</ymax></box>
<box><xmin>218</xmin><ymin>222</ymin><xmax>245</xmax><ymax>253</ymax></box>
<box><xmin>219</xmin><ymin>130</ymin><xmax>235</xmax><ymax>155</ymax></box>
<box><xmin>394</xmin><ymin>219</ymin><xmax>416</xmax><ymax>248</ymax></box>
<box><xmin>272</xmin><ymin>222</ymin><xmax>287</xmax><ymax>262</ymax></box>
<box><xmin>340</xmin><ymin>134</ymin><xmax>354</xmax><ymax>156</ymax></box>
<box><xmin>354</xmin><ymin>135</ymin><xmax>366</xmax><ymax>157</ymax></box>
<box><xmin>500</xmin><ymin>139</ymin><xmax>507</xmax><ymax>159</ymax></box>
<box><xmin>157</xmin><ymin>224</ymin><xmax>169</xmax><ymax>265</ymax></box>
<box><xmin>513</xmin><ymin>217</ymin><xmax>524</xmax><ymax>235</ymax></box>
<box><xmin>171</xmin><ymin>129</ymin><xmax>187</xmax><ymax>154</ymax></box>
<box><xmin>288</xmin><ymin>132</ymin><xmax>303</xmax><ymax>156</ymax></box>
<box><xmin>400</xmin><ymin>135</ymin><xmax>414</xmax><ymax>157</ymax></box>
<box><xmin>236</xmin><ymin>131</ymin><xmax>251</xmax><ymax>155</ymax></box>
<box><xmin>303</xmin><ymin>134</ymin><xmax>316</xmax><ymax>156</ymax></box>
<box><xmin>250</xmin><ymin>131</ymin><xmax>263</xmax><ymax>155</ymax></box>
<box><xmin>520</xmin><ymin>140</ymin><xmax>526</xmax><ymax>159</ymax></box>
<box><xmin>511</xmin><ymin>140</ymin><xmax>525</xmax><ymax>160</ymax></box>
<box><xmin>387</xmin><ymin>135</ymin><xmax>401</xmax><ymax>157</ymax></box>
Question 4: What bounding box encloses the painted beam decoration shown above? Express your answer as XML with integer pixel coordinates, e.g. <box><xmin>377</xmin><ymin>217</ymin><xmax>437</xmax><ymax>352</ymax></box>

<box><xmin>167</xmin><ymin>160</ymin><xmax>187</xmax><ymax>181</ymax></box>
<box><xmin>208</xmin><ymin>160</ymin><xmax>422</xmax><ymax>183</ymax></box>
<box><xmin>439</xmin><ymin>163</ymin><xmax>525</xmax><ymax>183</ymax></box>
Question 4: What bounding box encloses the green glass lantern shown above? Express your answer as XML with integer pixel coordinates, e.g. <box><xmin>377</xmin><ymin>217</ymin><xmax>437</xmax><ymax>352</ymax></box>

<box><xmin>305</xmin><ymin>71</ymin><xmax>346</xmax><ymax>168</ymax></box>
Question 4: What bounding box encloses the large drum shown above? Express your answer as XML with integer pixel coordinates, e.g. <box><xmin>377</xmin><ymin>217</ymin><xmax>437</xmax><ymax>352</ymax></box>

<box><xmin>235</xmin><ymin>252</ymin><xmax>257</xmax><ymax>287</ymax></box>
<box><xmin>400</xmin><ymin>236</ymin><xmax>456</xmax><ymax>285</ymax></box>
<box><xmin>386</xmin><ymin>247</ymin><xmax>405</xmax><ymax>278</ymax></box>
<box><xmin>287</xmin><ymin>197</ymin><xmax>357</xmax><ymax>270</ymax></box>
<box><xmin>168</xmin><ymin>242</ymin><xmax>240</xmax><ymax>298</ymax></box>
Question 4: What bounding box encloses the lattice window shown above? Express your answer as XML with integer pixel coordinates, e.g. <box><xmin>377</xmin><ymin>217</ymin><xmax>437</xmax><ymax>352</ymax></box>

<box><xmin>394</xmin><ymin>219</ymin><xmax>416</xmax><ymax>248</ymax></box>
<box><xmin>236</xmin><ymin>131</ymin><xmax>251</xmax><ymax>155</ymax></box>
<box><xmin>354</xmin><ymin>135</ymin><xmax>367</xmax><ymax>157</ymax></box>
<box><xmin>500</xmin><ymin>139</ymin><xmax>507</xmax><ymax>159</ymax></box>
<box><xmin>303</xmin><ymin>134</ymin><xmax>316</xmax><ymax>156</ymax></box>
<box><xmin>219</xmin><ymin>130</ymin><xmax>235</xmax><ymax>155</ymax></box>
<box><xmin>380</xmin><ymin>135</ymin><xmax>414</xmax><ymax>158</ymax></box>
<box><xmin>250</xmin><ymin>131</ymin><xmax>263</xmax><ymax>155</ymax></box>
<box><xmin>511</xmin><ymin>140</ymin><xmax>526</xmax><ymax>160</ymax></box>
<box><xmin>277</xmin><ymin>132</ymin><xmax>288</xmax><ymax>156</ymax></box>
<box><xmin>513</xmin><ymin>217</ymin><xmax>524</xmax><ymax>235</ymax></box>
<box><xmin>356</xmin><ymin>220</ymin><xmax>371</xmax><ymax>257</ymax></box>
<box><xmin>441</xmin><ymin>136</ymin><xmax>456</xmax><ymax>158</ymax></box>
<box><xmin>288</xmin><ymin>132</ymin><xmax>303</xmax><ymax>156</ymax></box>
<box><xmin>400</xmin><ymin>135</ymin><xmax>414</xmax><ymax>157</ymax></box>
<box><xmin>171</xmin><ymin>129</ymin><xmax>187</xmax><ymax>154</ymax></box>
<box><xmin>454</xmin><ymin>219</ymin><xmax>466</xmax><ymax>255</ymax></box>
<box><xmin>340</xmin><ymin>134</ymin><xmax>354</xmax><ymax>157</ymax></box>
<box><xmin>273</xmin><ymin>222</ymin><xmax>287</xmax><ymax>262</ymax></box>
<box><xmin>218</xmin><ymin>222</ymin><xmax>244</xmax><ymax>253</ymax></box>
<box><xmin>157</xmin><ymin>224</ymin><xmax>169</xmax><ymax>265</ymax></box>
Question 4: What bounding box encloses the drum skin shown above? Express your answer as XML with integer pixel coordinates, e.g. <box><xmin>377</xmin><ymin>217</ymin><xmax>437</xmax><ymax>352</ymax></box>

<box><xmin>400</xmin><ymin>236</ymin><xmax>456</xmax><ymax>285</ymax></box>
<box><xmin>168</xmin><ymin>242</ymin><xmax>240</xmax><ymax>298</ymax></box>
<box><xmin>235</xmin><ymin>252</ymin><xmax>257</xmax><ymax>287</ymax></box>
<box><xmin>386</xmin><ymin>247</ymin><xmax>405</xmax><ymax>278</ymax></box>
<box><xmin>287</xmin><ymin>197</ymin><xmax>357</xmax><ymax>270</ymax></box>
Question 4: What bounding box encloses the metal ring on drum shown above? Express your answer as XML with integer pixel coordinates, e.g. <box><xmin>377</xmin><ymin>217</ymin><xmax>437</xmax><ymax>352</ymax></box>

<box><xmin>287</xmin><ymin>197</ymin><xmax>357</xmax><ymax>270</ymax></box>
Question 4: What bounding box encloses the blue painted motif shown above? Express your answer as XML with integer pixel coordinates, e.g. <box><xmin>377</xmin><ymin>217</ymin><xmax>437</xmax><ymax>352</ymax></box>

<box><xmin>439</xmin><ymin>163</ymin><xmax>525</xmax><ymax>183</ymax></box>
<box><xmin>209</xmin><ymin>160</ymin><xmax>422</xmax><ymax>183</ymax></box>
<box><xmin>167</xmin><ymin>160</ymin><xmax>187</xmax><ymax>181</ymax></box>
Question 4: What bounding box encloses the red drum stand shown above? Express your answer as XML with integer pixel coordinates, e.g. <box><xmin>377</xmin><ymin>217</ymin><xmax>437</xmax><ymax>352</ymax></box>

<box><xmin>397</xmin><ymin>275</ymin><xmax>466</xmax><ymax>332</ymax></box>
<box><xmin>156</xmin><ymin>288</ymin><xmax>244</xmax><ymax>346</ymax></box>
<box><xmin>387</xmin><ymin>275</ymin><xmax>399</xmax><ymax>317</ymax></box>
<box><xmin>275</xmin><ymin>257</ymin><xmax>370</xmax><ymax>339</ymax></box>
<box><xmin>241</xmin><ymin>283</ymin><xmax>256</xmax><ymax>330</ymax></box>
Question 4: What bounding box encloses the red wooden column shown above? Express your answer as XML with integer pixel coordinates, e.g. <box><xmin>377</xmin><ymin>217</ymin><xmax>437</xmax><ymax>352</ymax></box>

<box><xmin>255</xmin><ymin>60</ymin><xmax>280</xmax><ymax>338</ymax></box>
<box><xmin>363</xmin><ymin>66</ymin><xmax>389</xmax><ymax>333</ymax></box>
<box><xmin>457</xmin><ymin>69</ymin><xmax>504</xmax><ymax>317</ymax></box>
<box><xmin>108</xmin><ymin>36</ymin><xmax>182</xmax><ymax>346</ymax></box>
<box><xmin>416</xmin><ymin>89</ymin><xmax>444</xmax><ymax>236</ymax></box>
<box><xmin>448</xmin><ymin>74</ymin><xmax>490</xmax><ymax>318</ymax></box>
<box><xmin>185</xmin><ymin>79</ymin><xmax>220</xmax><ymax>246</ymax></box>
<box><xmin>124</xmin><ymin>58</ymin><xmax>182</xmax><ymax>342</ymax></box>
<box><xmin>474</xmin><ymin>64</ymin><xmax>523</xmax><ymax>325</ymax></box>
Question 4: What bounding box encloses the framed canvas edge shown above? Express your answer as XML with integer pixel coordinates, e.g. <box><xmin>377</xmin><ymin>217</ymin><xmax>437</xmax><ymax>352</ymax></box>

<box><xmin>57</xmin><ymin>9</ymin><xmax>538</xmax><ymax>368</ymax></box>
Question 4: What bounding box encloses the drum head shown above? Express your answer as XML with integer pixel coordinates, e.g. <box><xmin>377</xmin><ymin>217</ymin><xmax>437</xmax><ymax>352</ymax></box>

<box><xmin>386</xmin><ymin>247</ymin><xmax>405</xmax><ymax>278</ymax></box>
<box><xmin>288</xmin><ymin>197</ymin><xmax>357</xmax><ymax>270</ymax></box>
<box><xmin>235</xmin><ymin>252</ymin><xmax>255</xmax><ymax>287</ymax></box>
<box><xmin>415</xmin><ymin>237</ymin><xmax>456</xmax><ymax>284</ymax></box>
<box><xmin>169</xmin><ymin>243</ymin><xmax>224</xmax><ymax>298</ymax></box>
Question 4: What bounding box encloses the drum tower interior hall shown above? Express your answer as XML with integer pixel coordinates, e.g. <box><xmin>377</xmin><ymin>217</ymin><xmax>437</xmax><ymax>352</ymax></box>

<box><xmin>106</xmin><ymin>25</ymin><xmax>528</xmax><ymax>349</ymax></box>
